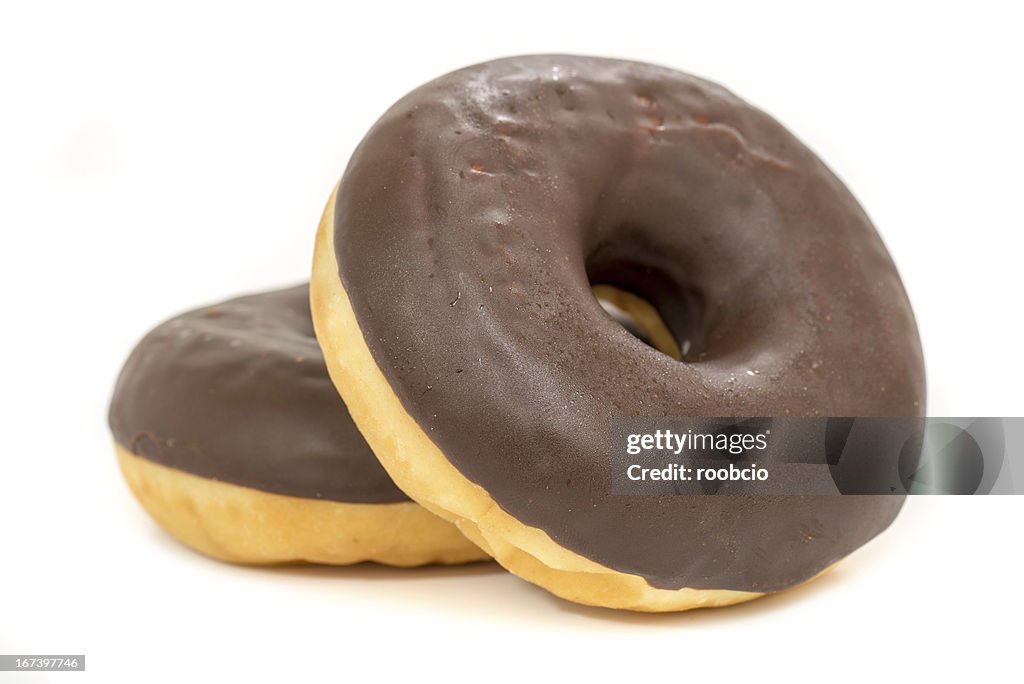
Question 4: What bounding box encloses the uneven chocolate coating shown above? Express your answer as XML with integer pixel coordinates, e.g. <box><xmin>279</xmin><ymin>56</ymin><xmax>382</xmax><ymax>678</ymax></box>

<box><xmin>109</xmin><ymin>285</ymin><xmax>408</xmax><ymax>503</ymax></box>
<box><xmin>332</xmin><ymin>56</ymin><xmax>925</xmax><ymax>591</ymax></box>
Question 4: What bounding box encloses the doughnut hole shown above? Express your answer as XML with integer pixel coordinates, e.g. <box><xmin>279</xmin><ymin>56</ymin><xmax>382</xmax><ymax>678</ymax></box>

<box><xmin>591</xmin><ymin>284</ymin><xmax>681</xmax><ymax>360</ymax></box>
<box><xmin>588</xmin><ymin>261</ymin><xmax>706</xmax><ymax>362</ymax></box>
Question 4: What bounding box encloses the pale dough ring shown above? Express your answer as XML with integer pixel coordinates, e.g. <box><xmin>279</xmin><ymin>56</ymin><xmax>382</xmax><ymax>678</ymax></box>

<box><xmin>116</xmin><ymin>445</ymin><xmax>485</xmax><ymax>566</ymax></box>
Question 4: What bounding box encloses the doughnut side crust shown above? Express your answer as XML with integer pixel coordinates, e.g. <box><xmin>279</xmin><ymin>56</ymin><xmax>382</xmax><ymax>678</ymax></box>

<box><xmin>312</xmin><ymin>187</ymin><xmax>768</xmax><ymax>610</ymax></box>
<box><xmin>117</xmin><ymin>444</ymin><xmax>487</xmax><ymax>566</ymax></box>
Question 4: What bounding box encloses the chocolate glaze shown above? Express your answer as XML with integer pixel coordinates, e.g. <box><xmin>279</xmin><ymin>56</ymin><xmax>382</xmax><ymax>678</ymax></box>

<box><xmin>109</xmin><ymin>285</ymin><xmax>409</xmax><ymax>503</ymax></box>
<box><xmin>332</xmin><ymin>56</ymin><xmax>925</xmax><ymax>591</ymax></box>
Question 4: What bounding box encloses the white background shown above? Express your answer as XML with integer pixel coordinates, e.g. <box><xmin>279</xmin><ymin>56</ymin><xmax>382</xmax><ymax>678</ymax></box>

<box><xmin>2</xmin><ymin>1</ymin><xmax>1022</xmax><ymax>681</ymax></box>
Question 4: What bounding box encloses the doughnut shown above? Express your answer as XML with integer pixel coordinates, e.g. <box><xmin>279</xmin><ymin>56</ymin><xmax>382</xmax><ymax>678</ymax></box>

<box><xmin>310</xmin><ymin>55</ymin><xmax>925</xmax><ymax>610</ymax></box>
<box><xmin>108</xmin><ymin>284</ymin><xmax>487</xmax><ymax>566</ymax></box>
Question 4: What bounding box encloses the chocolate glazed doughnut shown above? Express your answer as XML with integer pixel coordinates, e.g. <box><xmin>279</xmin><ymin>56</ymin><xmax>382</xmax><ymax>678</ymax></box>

<box><xmin>109</xmin><ymin>285</ymin><xmax>486</xmax><ymax>566</ymax></box>
<box><xmin>311</xmin><ymin>56</ymin><xmax>925</xmax><ymax>610</ymax></box>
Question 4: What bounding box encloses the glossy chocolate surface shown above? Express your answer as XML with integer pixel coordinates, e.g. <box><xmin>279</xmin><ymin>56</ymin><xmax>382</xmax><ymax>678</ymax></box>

<box><xmin>109</xmin><ymin>285</ymin><xmax>409</xmax><ymax>503</ymax></box>
<box><xmin>332</xmin><ymin>56</ymin><xmax>925</xmax><ymax>590</ymax></box>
